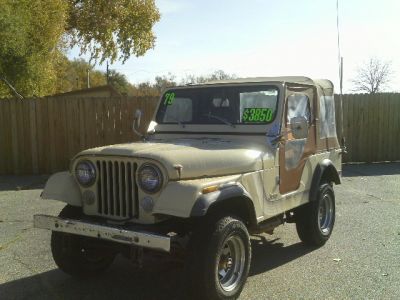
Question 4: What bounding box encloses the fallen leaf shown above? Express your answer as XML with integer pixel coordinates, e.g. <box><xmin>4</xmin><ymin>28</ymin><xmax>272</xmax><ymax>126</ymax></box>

<box><xmin>333</xmin><ymin>258</ymin><xmax>341</xmax><ymax>262</ymax></box>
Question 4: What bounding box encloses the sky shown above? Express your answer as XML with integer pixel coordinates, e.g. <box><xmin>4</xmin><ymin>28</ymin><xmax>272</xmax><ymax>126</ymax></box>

<box><xmin>68</xmin><ymin>0</ymin><xmax>400</xmax><ymax>93</ymax></box>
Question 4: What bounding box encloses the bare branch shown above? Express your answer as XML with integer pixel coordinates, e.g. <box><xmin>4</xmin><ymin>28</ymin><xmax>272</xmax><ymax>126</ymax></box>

<box><xmin>351</xmin><ymin>58</ymin><xmax>393</xmax><ymax>94</ymax></box>
<box><xmin>0</xmin><ymin>76</ymin><xmax>24</xmax><ymax>99</ymax></box>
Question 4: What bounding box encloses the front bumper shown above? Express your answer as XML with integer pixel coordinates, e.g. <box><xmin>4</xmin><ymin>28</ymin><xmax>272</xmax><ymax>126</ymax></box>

<box><xmin>33</xmin><ymin>214</ymin><xmax>171</xmax><ymax>252</ymax></box>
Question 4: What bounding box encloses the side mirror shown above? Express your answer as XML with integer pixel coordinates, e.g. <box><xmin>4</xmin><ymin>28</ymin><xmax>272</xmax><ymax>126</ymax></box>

<box><xmin>134</xmin><ymin>109</ymin><xmax>142</xmax><ymax>128</ymax></box>
<box><xmin>147</xmin><ymin>120</ymin><xmax>157</xmax><ymax>135</ymax></box>
<box><xmin>133</xmin><ymin>109</ymin><xmax>144</xmax><ymax>138</ymax></box>
<box><xmin>290</xmin><ymin>116</ymin><xmax>308</xmax><ymax>139</ymax></box>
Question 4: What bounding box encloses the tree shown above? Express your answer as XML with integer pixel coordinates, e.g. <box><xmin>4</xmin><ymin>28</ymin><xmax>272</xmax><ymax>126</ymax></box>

<box><xmin>108</xmin><ymin>70</ymin><xmax>131</xmax><ymax>94</ymax></box>
<box><xmin>154</xmin><ymin>73</ymin><xmax>177</xmax><ymax>93</ymax></box>
<box><xmin>0</xmin><ymin>0</ymin><xmax>67</xmax><ymax>98</ymax></box>
<box><xmin>0</xmin><ymin>0</ymin><xmax>160</xmax><ymax>98</ymax></box>
<box><xmin>208</xmin><ymin>70</ymin><xmax>237</xmax><ymax>81</ymax></box>
<box><xmin>66</xmin><ymin>0</ymin><xmax>160</xmax><ymax>63</ymax></box>
<box><xmin>55</xmin><ymin>59</ymin><xmax>135</xmax><ymax>94</ymax></box>
<box><xmin>181</xmin><ymin>70</ymin><xmax>236</xmax><ymax>85</ymax></box>
<box><xmin>352</xmin><ymin>58</ymin><xmax>393</xmax><ymax>94</ymax></box>
<box><xmin>126</xmin><ymin>70</ymin><xmax>237</xmax><ymax>96</ymax></box>
<box><xmin>129</xmin><ymin>81</ymin><xmax>159</xmax><ymax>96</ymax></box>
<box><xmin>55</xmin><ymin>58</ymin><xmax>107</xmax><ymax>93</ymax></box>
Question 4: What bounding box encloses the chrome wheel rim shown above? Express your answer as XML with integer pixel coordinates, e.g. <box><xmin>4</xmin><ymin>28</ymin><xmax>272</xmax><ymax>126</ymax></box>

<box><xmin>217</xmin><ymin>235</ymin><xmax>245</xmax><ymax>292</ymax></box>
<box><xmin>318</xmin><ymin>193</ymin><xmax>334</xmax><ymax>235</ymax></box>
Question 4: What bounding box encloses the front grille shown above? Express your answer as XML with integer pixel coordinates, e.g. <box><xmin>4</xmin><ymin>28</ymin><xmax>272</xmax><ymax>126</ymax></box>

<box><xmin>95</xmin><ymin>160</ymin><xmax>138</xmax><ymax>219</ymax></box>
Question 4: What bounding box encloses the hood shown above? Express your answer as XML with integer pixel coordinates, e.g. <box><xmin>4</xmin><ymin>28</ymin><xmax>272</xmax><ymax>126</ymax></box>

<box><xmin>78</xmin><ymin>138</ymin><xmax>274</xmax><ymax>180</ymax></box>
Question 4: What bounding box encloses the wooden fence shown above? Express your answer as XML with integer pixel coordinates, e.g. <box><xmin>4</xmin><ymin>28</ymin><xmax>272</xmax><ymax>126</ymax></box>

<box><xmin>0</xmin><ymin>96</ymin><xmax>158</xmax><ymax>175</ymax></box>
<box><xmin>336</xmin><ymin>93</ymin><xmax>400</xmax><ymax>163</ymax></box>
<box><xmin>0</xmin><ymin>93</ymin><xmax>399</xmax><ymax>175</ymax></box>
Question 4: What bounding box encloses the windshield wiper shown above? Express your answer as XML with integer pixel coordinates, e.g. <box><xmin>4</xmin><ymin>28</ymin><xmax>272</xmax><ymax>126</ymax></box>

<box><xmin>203</xmin><ymin>113</ymin><xmax>236</xmax><ymax>128</ymax></box>
<box><xmin>166</xmin><ymin>115</ymin><xmax>185</xmax><ymax>128</ymax></box>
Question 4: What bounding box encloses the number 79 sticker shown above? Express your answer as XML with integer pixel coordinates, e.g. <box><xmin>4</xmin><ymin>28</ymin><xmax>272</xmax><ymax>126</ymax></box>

<box><xmin>164</xmin><ymin>92</ymin><xmax>175</xmax><ymax>105</ymax></box>
<box><xmin>242</xmin><ymin>108</ymin><xmax>273</xmax><ymax>123</ymax></box>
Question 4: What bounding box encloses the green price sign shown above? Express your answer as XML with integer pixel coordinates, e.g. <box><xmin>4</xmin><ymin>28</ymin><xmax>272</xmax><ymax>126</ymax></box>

<box><xmin>242</xmin><ymin>108</ymin><xmax>273</xmax><ymax>123</ymax></box>
<box><xmin>164</xmin><ymin>92</ymin><xmax>175</xmax><ymax>105</ymax></box>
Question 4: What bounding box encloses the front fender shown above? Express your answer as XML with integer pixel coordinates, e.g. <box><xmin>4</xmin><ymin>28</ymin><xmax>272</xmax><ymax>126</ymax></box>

<box><xmin>41</xmin><ymin>172</ymin><xmax>82</xmax><ymax>207</ymax></box>
<box><xmin>190</xmin><ymin>184</ymin><xmax>251</xmax><ymax>217</ymax></box>
<box><xmin>152</xmin><ymin>175</ymin><xmax>242</xmax><ymax>218</ymax></box>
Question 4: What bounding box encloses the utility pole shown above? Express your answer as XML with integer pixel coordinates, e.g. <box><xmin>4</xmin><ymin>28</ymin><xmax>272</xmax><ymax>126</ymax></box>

<box><xmin>340</xmin><ymin>57</ymin><xmax>343</xmax><ymax>95</ymax></box>
<box><xmin>87</xmin><ymin>68</ymin><xmax>90</xmax><ymax>88</ymax></box>
<box><xmin>106</xmin><ymin>61</ymin><xmax>110</xmax><ymax>85</ymax></box>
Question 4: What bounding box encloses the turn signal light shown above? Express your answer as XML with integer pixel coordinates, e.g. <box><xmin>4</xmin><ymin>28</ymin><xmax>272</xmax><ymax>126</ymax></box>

<box><xmin>202</xmin><ymin>185</ymin><xmax>219</xmax><ymax>194</ymax></box>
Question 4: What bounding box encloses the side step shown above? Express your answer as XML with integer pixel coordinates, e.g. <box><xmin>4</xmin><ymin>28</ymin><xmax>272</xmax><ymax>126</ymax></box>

<box><xmin>252</xmin><ymin>216</ymin><xmax>284</xmax><ymax>235</ymax></box>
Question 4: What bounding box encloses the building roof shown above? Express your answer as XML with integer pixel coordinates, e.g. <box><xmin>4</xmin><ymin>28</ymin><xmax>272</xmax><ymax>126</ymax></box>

<box><xmin>50</xmin><ymin>85</ymin><xmax>121</xmax><ymax>97</ymax></box>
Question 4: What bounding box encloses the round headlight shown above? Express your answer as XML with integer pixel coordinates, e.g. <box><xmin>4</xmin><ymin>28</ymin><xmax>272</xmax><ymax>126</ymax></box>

<box><xmin>75</xmin><ymin>160</ymin><xmax>96</xmax><ymax>186</ymax></box>
<box><xmin>138</xmin><ymin>164</ymin><xmax>163</xmax><ymax>193</ymax></box>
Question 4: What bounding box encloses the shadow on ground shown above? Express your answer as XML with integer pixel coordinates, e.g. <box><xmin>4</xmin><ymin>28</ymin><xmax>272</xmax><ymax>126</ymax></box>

<box><xmin>342</xmin><ymin>162</ymin><xmax>400</xmax><ymax>177</ymax></box>
<box><xmin>0</xmin><ymin>238</ymin><xmax>315</xmax><ymax>300</ymax></box>
<box><xmin>0</xmin><ymin>175</ymin><xmax>49</xmax><ymax>191</ymax></box>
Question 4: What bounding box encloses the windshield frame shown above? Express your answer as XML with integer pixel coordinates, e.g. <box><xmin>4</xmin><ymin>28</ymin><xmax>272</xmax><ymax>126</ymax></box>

<box><xmin>155</xmin><ymin>84</ymin><xmax>281</xmax><ymax>126</ymax></box>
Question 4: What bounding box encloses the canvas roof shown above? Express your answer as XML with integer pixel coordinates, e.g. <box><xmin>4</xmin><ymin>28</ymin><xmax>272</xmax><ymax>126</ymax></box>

<box><xmin>183</xmin><ymin>76</ymin><xmax>333</xmax><ymax>90</ymax></box>
<box><xmin>192</xmin><ymin>77</ymin><xmax>335</xmax><ymax>96</ymax></box>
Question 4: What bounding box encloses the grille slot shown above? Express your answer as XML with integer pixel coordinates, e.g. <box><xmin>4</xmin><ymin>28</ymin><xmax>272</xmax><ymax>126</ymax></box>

<box><xmin>96</xmin><ymin>160</ymin><xmax>138</xmax><ymax>219</ymax></box>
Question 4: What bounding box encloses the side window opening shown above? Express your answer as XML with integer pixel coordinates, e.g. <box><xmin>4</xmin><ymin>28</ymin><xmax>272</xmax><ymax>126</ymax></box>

<box><xmin>285</xmin><ymin>93</ymin><xmax>310</xmax><ymax>170</ymax></box>
<box><xmin>287</xmin><ymin>94</ymin><xmax>311</xmax><ymax>127</ymax></box>
<box><xmin>319</xmin><ymin>96</ymin><xmax>337</xmax><ymax>138</ymax></box>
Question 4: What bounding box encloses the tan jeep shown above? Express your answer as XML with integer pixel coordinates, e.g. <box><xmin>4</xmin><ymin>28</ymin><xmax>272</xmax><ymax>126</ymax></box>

<box><xmin>34</xmin><ymin>76</ymin><xmax>342</xmax><ymax>299</ymax></box>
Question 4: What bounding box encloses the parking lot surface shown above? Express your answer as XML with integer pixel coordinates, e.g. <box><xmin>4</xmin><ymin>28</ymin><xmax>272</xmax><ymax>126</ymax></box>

<box><xmin>0</xmin><ymin>163</ymin><xmax>399</xmax><ymax>300</ymax></box>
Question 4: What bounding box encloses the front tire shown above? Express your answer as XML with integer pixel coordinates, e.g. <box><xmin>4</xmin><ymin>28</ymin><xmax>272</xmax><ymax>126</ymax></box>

<box><xmin>186</xmin><ymin>216</ymin><xmax>251</xmax><ymax>300</ymax></box>
<box><xmin>51</xmin><ymin>205</ymin><xmax>116</xmax><ymax>277</ymax></box>
<box><xmin>296</xmin><ymin>184</ymin><xmax>335</xmax><ymax>247</ymax></box>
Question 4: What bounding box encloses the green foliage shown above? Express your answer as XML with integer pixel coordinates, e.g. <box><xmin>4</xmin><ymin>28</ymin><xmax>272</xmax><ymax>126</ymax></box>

<box><xmin>0</xmin><ymin>0</ymin><xmax>67</xmax><ymax>97</ymax></box>
<box><xmin>55</xmin><ymin>58</ymin><xmax>106</xmax><ymax>93</ymax></box>
<box><xmin>154</xmin><ymin>73</ymin><xmax>177</xmax><ymax>93</ymax></box>
<box><xmin>0</xmin><ymin>0</ymin><xmax>160</xmax><ymax>98</ymax></box>
<box><xmin>108</xmin><ymin>70</ymin><xmax>131</xmax><ymax>94</ymax></box>
<box><xmin>54</xmin><ymin>59</ymin><xmax>133</xmax><ymax>95</ymax></box>
<box><xmin>66</xmin><ymin>0</ymin><xmax>160</xmax><ymax>63</ymax></box>
<box><xmin>128</xmin><ymin>81</ymin><xmax>159</xmax><ymax>96</ymax></box>
<box><xmin>128</xmin><ymin>70</ymin><xmax>237</xmax><ymax>96</ymax></box>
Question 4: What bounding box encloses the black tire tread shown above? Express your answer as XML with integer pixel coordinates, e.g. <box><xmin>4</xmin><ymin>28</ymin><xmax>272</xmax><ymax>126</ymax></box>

<box><xmin>51</xmin><ymin>205</ymin><xmax>115</xmax><ymax>277</ymax></box>
<box><xmin>184</xmin><ymin>216</ymin><xmax>251</xmax><ymax>300</ymax></box>
<box><xmin>296</xmin><ymin>184</ymin><xmax>335</xmax><ymax>247</ymax></box>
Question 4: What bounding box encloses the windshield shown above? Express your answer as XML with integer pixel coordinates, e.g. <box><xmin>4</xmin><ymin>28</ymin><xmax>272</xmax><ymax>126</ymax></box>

<box><xmin>156</xmin><ymin>85</ymin><xmax>279</xmax><ymax>125</ymax></box>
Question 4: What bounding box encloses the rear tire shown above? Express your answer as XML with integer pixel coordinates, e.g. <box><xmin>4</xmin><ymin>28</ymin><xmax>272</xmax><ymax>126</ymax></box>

<box><xmin>296</xmin><ymin>184</ymin><xmax>335</xmax><ymax>247</ymax></box>
<box><xmin>185</xmin><ymin>216</ymin><xmax>251</xmax><ymax>300</ymax></box>
<box><xmin>51</xmin><ymin>205</ymin><xmax>116</xmax><ymax>277</ymax></box>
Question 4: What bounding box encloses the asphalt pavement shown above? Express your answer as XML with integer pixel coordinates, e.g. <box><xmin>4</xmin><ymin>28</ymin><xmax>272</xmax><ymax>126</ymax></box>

<box><xmin>0</xmin><ymin>163</ymin><xmax>399</xmax><ymax>300</ymax></box>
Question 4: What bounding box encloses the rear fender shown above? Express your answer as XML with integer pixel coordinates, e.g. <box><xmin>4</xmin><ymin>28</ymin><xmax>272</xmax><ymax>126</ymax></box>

<box><xmin>309</xmin><ymin>159</ymin><xmax>341</xmax><ymax>202</ymax></box>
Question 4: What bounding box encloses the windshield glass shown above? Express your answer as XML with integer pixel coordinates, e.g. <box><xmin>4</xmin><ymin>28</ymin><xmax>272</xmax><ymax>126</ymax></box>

<box><xmin>156</xmin><ymin>85</ymin><xmax>279</xmax><ymax>125</ymax></box>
